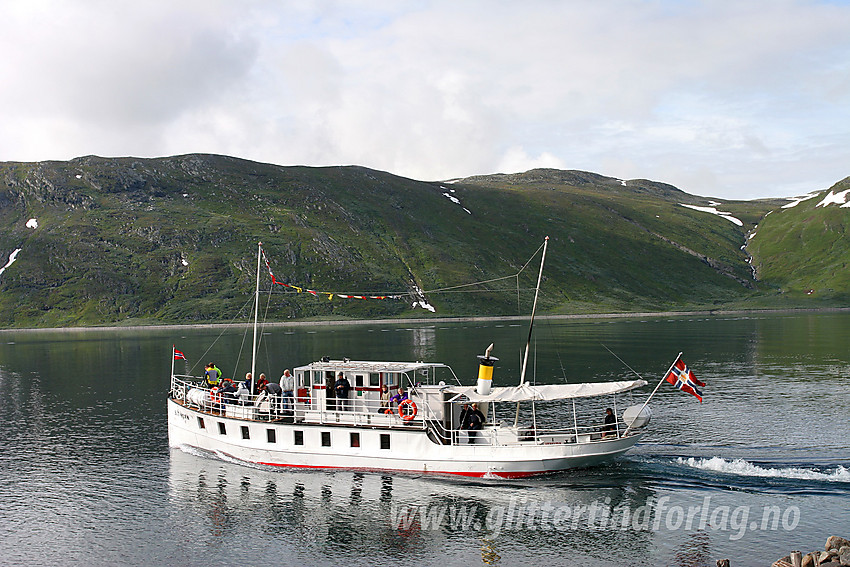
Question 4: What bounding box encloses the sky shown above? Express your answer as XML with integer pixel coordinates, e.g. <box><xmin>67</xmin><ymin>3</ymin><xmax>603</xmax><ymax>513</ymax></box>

<box><xmin>1</xmin><ymin>0</ymin><xmax>849</xmax><ymax>200</ymax></box>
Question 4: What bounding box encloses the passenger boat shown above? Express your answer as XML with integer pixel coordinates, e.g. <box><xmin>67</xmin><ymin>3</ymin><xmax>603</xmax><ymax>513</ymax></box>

<box><xmin>167</xmin><ymin>238</ymin><xmax>654</xmax><ymax>478</ymax></box>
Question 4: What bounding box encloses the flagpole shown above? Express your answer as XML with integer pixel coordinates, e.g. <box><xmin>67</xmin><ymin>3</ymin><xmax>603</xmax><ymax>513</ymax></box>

<box><xmin>622</xmin><ymin>352</ymin><xmax>681</xmax><ymax>437</ymax></box>
<box><xmin>171</xmin><ymin>344</ymin><xmax>176</xmax><ymax>381</ymax></box>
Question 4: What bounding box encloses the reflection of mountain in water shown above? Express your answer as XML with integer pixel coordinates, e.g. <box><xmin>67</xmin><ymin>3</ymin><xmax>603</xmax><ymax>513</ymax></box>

<box><xmin>167</xmin><ymin>447</ymin><xmax>655</xmax><ymax>566</ymax></box>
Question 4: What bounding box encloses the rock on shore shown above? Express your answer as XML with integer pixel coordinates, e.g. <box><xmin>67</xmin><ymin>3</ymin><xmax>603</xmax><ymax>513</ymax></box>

<box><xmin>770</xmin><ymin>536</ymin><xmax>850</xmax><ymax>567</ymax></box>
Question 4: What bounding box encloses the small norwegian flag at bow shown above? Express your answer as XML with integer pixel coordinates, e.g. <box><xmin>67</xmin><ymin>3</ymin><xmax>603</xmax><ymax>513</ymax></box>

<box><xmin>665</xmin><ymin>356</ymin><xmax>705</xmax><ymax>402</ymax></box>
<box><xmin>173</xmin><ymin>348</ymin><xmax>187</xmax><ymax>361</ymax></box>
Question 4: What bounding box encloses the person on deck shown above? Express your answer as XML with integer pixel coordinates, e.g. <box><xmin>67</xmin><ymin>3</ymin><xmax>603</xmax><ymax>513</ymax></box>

<box><xmin>263</xmin><ymin>381</ymin><xmax>282</xmax><ymax>414</ymax></box>
<box><xmin>389</xmin><ymin>386</ymin><xmax>408</xmax><ymax>407</ymax></box>
<box><xmin>219</xmin><ymin>378</ymin><xmax>237</xmax><ymax>404</ymax></box>
<box><xmin>377</xmin><ymin>384</ymin><xmax>391</xmax><ymax>414</ymax></box>
<box><xmin>204</xmin><ymin>363</ymin><xmax>221</xmax><ymax>388</ymax></box>
<box><xmin>462</xmin><ymin>403</ymin><xmax>485</xmax><ymax>444</ymax></box>
<box><xmin>334</xmin><ymin>372</ymin><xmax>351</xmax><ymax>411</ymax></box>
<box><xmin>279</xmin><ymin>369</ymin><xmax>295</xmax><ymax>413</ymax></box>
<box><xmin>256</xmin><ymin>373</ymin><xmax>269</xmax><ymax>391</ymax></box>
<box><xmin>458</xmin><ymin>402</ymin><xmax>470</xmax><ymax>424</ymax></box>
<box><xmin>237</xmin><ymin>373</ymin><xmax>252</xmax><ymax>403</ymax></box>
<box><xmin>602</xmin><ymin>407</ymin><xmax>617</xmax><ymax>438</ymax></box>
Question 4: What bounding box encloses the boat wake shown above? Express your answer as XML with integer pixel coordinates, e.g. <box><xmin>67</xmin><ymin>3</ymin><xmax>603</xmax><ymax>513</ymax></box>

<box><xmin>174</xmin><ymin>444</ymin><xmax>265</xmax><ymax>470</ymax></box>
<box><xmin>675</xmin><ymin>456</ymin><xmax>850</xmax><ymax>483</ymax></box>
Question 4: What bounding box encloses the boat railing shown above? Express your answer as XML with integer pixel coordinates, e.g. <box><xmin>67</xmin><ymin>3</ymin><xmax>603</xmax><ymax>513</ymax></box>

<box><xmin>424</xmin><ymin>418</ymin><xmax>641</xmax><ymax>447</ymax></box>
<box><xmin>170</xmin><ymin>376</ymin><xmax>645</xmax><ymax>442</ymax></box>
<box><xmin>170</xmin><ymin>375</ymin><xmax>435</xmax><ymax>428</ymax></box>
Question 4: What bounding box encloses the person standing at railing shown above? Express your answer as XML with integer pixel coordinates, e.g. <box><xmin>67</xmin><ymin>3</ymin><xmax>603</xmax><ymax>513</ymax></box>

<box><xmin>237</xmin><ymin>373</ymin><xmax>251</xmax><ymax>405</ymax></box>
<box><xmin>279</xmin><ymin>369</ymin><xmax>294</xmax><ymax>413</ymax></box>
<box><xmin>219</xmin><ymin>378</ymin><xmax>237</xmax><ymax>404</ymax></box>
<box><xmin>204</xmin><ymin>363</ymin><xmax>221</xmax><ymax>388</ymax></box>
<box><xmin>334</xmin><ymin>372</ymin><xmax>351</xmax><ymax>411</ymax></box>
<box><xmin>263</xmin><ymin>381</ymin><xmax>282</xmax><ymax>414</ymax></box>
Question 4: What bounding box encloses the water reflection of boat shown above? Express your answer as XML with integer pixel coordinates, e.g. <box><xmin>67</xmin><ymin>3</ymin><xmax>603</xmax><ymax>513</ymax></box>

<box><xmin>167</xmin><ymin>239</ymin><xmax>653</xmax><ymax>478</ymax></box>
<box><xmin>167</xmin><ymin>447</ymin><xmax>656</xmax><ymax>565</ymax></box>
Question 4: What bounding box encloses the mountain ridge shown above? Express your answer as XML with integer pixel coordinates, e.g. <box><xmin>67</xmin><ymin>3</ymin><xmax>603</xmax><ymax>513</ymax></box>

<box><xmin>0</xmin><ymin>153</ymin><xmax>843</xmax><ymax>327</ymax></box>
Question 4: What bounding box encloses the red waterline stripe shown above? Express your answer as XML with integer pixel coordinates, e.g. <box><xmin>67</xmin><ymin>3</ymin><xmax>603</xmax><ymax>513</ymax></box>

<box><xmin>254</xmin><ymin>460</ymin><xmax>543</xmax><ymax>479</ymax></box>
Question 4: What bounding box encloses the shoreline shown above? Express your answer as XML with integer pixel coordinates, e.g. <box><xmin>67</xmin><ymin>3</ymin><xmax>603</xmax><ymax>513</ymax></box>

<box><xmin>2</xmin><ymin>306</ymin><xmax>850</xmax><ymax>333</ymax></box>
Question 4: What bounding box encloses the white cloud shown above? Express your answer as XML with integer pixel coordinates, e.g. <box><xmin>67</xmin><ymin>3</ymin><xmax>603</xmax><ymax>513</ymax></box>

<box><xmin>0</xmin><ymin>0</ymin><xmax>849</xmax><ymax>200</ymax></box>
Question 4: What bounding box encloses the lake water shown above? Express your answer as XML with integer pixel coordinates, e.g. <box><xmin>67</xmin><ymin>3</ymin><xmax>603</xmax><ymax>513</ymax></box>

<box><xmin>1</xmin><ymin>313</ymin><xmax>848</xmax><ymax>566</ymax></box>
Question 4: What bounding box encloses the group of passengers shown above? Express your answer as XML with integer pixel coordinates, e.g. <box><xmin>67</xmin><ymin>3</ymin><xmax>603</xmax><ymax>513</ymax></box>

<box><xmin>203</xmin><ymin>363</ymin><xmax>298</xmax><ymax>414</ymax></box>
<box><xmin>202</xmin><ymin>363</ymin><xmax>419</xmax><ymax>418</ymax></box>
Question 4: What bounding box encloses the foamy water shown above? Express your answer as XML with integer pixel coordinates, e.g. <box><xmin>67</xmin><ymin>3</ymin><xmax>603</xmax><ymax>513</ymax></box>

<box><xmin>676</xmin><ymin>456</ymin><xmax>850</xmax><ymax>482</ymax></box>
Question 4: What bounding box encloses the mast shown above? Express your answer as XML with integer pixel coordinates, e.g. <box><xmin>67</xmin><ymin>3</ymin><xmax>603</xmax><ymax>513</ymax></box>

<box><xmin>251</xmin><ymin>242</ymin><xmax>262</xmax><ymax>395</ymax></box>
<box><xmin>518</xmin><ymin>236</ymin><xmax>548</xmax><ymax>386</ymax></box>
<box><xmin>514</xmin><ymin>236</ymin><xmax>549</xmax><ymax>427</ymax></box>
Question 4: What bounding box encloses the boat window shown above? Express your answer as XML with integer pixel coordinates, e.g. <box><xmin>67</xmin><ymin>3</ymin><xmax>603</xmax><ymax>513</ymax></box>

<box><xmin>321</xmin><ymin>432</ymin><xmax>331</xmax><ymax>447</ymax></box>
<box><xmin>294</xmin><ymin>430</ymin><xmax>304</xmax><ymax>445</ymax></box>
<box><xmin>197</xmin><ymin>417</ymin><xmax>205</xmax><ymax>429</ymax></box>
<box><xmin>241</xmin><ymin>426</ymin><xmax>250</xmax><ymax>440</ymax></box>
<box><xmin>312</xmin><ymin>370</ymin><xmax>323</xmax><ymax>384</ymax></box>
<box><xmin>380</xmin><ymin>433</ymin><xmax>390</xmax><ymax>450</ymax></box>
<box><xmin>218</xmin><ymin>422</ymin><xmax>226</xmax><ymax>435</ymax></box>
<box><xmin>350</xmin><ymin>432</ymin><xmax>360</xmax><ymax>448</ymax></box>
<box><xmin>267</xmin><ymin>429</ymin><xmax>276</xmax><ymax>443</ymax></box>
<box><xmin>369</xmin><ymin>373</ymin><xmax>380</xmax><ymax>387</ymax></box>
<box><xmin>355</xmin><ymin>375</ymin><xmax>364</xmax><ymax>389</ymax></box>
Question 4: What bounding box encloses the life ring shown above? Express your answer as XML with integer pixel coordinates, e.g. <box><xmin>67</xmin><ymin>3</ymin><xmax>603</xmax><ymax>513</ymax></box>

<box><xmin>397</xmin><ymin>399</ymin><xmax>417</xmax><ymax>421</ymax></box>
<box><xmin>210</xmin><ymin>386</ymin><xmax>222</xmax><ymax>406</ymax></box>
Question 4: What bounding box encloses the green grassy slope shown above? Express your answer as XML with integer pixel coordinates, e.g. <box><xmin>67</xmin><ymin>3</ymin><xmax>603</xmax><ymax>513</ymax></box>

<box><xmin>747</xmin><ymin>177</ymin><xmax>850</xmax><ymax>302</ymax></box>
<box><xmin>0</xmin><ymin>154</ymin><xmax>814</xmax><ymax>327</ymax></box>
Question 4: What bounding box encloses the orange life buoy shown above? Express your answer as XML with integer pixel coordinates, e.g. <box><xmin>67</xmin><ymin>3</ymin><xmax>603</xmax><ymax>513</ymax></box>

<box><xmin>397</xmin><ymin>399</ymin><xmax>417</xmax><ymax>421</ymax></box>
<box><xmin>210</xmin><ymin>386</ymin><xmax>221</xmax><ymax>405</ymax></box>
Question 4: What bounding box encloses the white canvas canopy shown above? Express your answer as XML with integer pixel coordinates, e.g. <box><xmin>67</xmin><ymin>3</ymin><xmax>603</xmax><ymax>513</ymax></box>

<box><xmin>444</xmin><ymin>379</ymin><xmax>647</xmax><ymax>403</ymax></box>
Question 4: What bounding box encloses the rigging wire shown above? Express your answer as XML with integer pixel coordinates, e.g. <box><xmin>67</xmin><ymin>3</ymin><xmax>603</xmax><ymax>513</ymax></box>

<box><xmin>600</xmin><ymin>343</ymin><xmax>648</xmax><ymax>382</ymax></box>
<box><xmin>190</xmin><ymin>295</ymin><xmax>256</xmax><ymax>376</ymax></box>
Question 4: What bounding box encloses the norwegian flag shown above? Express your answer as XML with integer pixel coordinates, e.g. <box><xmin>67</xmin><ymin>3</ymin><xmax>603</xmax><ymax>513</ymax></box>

<box><xmin>665</xmin><ymin>356</ymin><xmax>705</xmax><ymax>402</ymax></box>
<box><xmin>173</xmin><ymin>348</ymin><xmax>187</xmax><ymax>361</ymax></box>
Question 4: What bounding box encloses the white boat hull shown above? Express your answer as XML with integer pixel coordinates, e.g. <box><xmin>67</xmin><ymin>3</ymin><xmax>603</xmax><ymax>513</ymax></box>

<box><xmin>168</xmin><ymin>398</ymin><xmax>644</xmax><ymax>478</ymax></box>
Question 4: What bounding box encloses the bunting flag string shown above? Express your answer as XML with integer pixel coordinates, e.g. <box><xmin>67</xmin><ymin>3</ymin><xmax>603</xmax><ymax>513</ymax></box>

<box><xmin>259</xmin><ymin>239</ymin><xmax>546</xmax><ymax>303</ymax></box>
<box><xmin>261</xmin><ymin>249</ymin><xmax>398</xmax><ymax>301</ymax></box>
